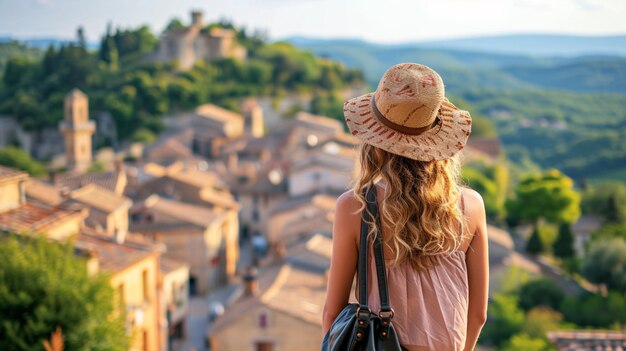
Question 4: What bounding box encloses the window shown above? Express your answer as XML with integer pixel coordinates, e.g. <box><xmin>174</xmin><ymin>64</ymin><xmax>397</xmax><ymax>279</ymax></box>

<box><xmin>143</xmin><ymin>330</ymin><xmax>149</xmax><ymax>351</ymax></box>
<box><xmin>255</xmin><ymin>341</ymin><xmax>274</xmax><ymax>351</ymax></box>
<box><xmin>258</xmin><ymin>310</ymin><xmax>270</xmax><ymax>329</ymax></box>
<box><xmin>142</xmin><ymin>270</ymin><xmax>149</xmax><ymax>302</ymax></box>
<box><xmin>117</xmin><ymin>283</ymin><xmax>125</xmax><ymax>309</ymax></box>
<box><xmin>131</xmin><ymin>213</ymin><xmax>141</xmax><ymax>222</ymax></box>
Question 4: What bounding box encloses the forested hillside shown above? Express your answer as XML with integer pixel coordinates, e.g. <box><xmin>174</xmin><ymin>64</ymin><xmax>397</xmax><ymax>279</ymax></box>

<box><xmin>0</xmin><ymin>22</ymin><xmax>362</xmax><ymax>141</ymax></box>
<box><xmin>292</xmin><ymin>37</ymin><xmax>626</xmax><ymax>184</ymax></box>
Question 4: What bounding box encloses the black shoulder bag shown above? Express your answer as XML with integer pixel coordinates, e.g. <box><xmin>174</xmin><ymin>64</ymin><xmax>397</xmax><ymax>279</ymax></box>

<box><xmin>322</xmin><ymin>184</ymin><xmax>402</xmax><ymax>351</ymax></box>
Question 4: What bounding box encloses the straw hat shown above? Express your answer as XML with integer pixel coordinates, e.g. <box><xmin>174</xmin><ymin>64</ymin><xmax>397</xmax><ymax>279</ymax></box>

<box><xmin>344</xmin><ymin>63</ymin><xmax>472</xmax><ymax>161</ymax></box>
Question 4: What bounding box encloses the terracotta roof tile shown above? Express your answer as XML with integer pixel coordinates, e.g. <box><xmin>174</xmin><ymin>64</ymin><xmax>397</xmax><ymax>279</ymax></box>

<box><xmin>160</xmin><ymin>257</ymin><xmax>188</xmax><ymax>274</ymax></box>
<box><xmin>195</xmin><ymin>104</ymin><xmax>243</xmax><ymax>124</ymax></box>
<box><xmin>55</xmin><ymin>169</ymin><xmax>124</xmax><ymax>194</ymax></box>
<box><xmin>70</xmin><ymin>184</ymin><xmax>132</xmax><ymax>213</ymax></box>
<box><xmin>0</xmin><ymin>166</ymin><xmax>28</xmax><ymax>185</ymax></box>
<box><xmin>548</xmin><ymin>330</ymin><xmax>626</xmax><ymax>351</ymax></box>
<box><xmin>75</xmin><ymin>227</ymin><xmax>156</xmax><ymax>273</ymax></box>
<box><xmin>25</xmin><ymin>179</ymin><xmax>64</xmax><ymax>206</ymax></box>
<box><xmin>0</xmin><ymin>201</ymin><xmax>84</xmax><ymax>234</ymax></box>
<box><xmin>137</xmin><ymin>195</ymin><xmax>224</xmax><ymax>228</ymax></box>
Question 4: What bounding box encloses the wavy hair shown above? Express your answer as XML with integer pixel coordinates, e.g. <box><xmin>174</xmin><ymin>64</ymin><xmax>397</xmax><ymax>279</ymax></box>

<box><xmin>351</xmin><ymin>142</ymin><xmax>470</xmax><ymax>271</ymax></box>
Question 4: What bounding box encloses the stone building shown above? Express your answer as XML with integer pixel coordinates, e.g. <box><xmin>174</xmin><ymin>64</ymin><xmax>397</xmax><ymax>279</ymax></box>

<box><xmin>155</xmin><ymin>10</ymin><xmax>246</xmax><ymax>70</ymax></box>
<box><xmin>129</xmin><ymin>194</ymin><xmax>239</xmax><ymax>295</ymax></box>
<box><xmin>68</xmin><ymin>183</ymin><xmax>133</xmax><ymax>242</ymax></box>
<box><xmin>208</xmin><ymin>263</ymin><xmax>327</xmax><ymax>351</ymax></box>
<box><xmin>75</xmin><ymin>228</ymin><xmax>162</xmax><ymax>351</ymax></box>
<box><xmin>160</xmin><ymin>258</ymin><xmax>190</xmax><ymax>351</ymax></box>
<box><xmin>0</xmin><ymin>166</ymin><xmax>86</xmax><ymax>240</ymax></box>
<box><xmin>59</xmin><ymin>89</ymin><xmax>96</xmax><ymax>171</ymax></box>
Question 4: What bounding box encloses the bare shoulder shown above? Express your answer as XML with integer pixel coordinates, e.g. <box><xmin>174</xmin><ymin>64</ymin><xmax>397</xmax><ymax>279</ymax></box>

<box><xmin>460</xmin><ymin>186</ymin><xmax>486</xmax><ymax>218</ymax></box>
<box><xmin>335</xmin><ymin>189</ymin><xmax>362</xmax><ymax>218</ymax></box>
<box><xmin>333</xmin><ymin>189</ymin><xmax>362</xmax><ymax>245</ymax></box>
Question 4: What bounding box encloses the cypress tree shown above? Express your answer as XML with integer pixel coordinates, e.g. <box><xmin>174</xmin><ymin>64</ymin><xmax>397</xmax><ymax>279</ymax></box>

<box><xmin>553</xmin><ymin>222</ymin><xmax>576</xmax><ymax>258</ymax></box>
<box><xmin>526</xmin><ymin>226</ymin><xmax>543</xmax><ymax>255</ymax></box>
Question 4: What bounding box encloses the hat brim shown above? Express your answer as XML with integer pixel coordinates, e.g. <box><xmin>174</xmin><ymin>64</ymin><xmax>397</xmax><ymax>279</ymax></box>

<box><xmin>344</xmin><ymin>93</ymin><xmax>472</xmax><ymax>161</ymax></box>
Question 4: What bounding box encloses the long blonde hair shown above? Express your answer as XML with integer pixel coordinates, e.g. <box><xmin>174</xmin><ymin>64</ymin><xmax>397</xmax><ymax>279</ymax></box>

<box><xmin>352</xmin><ymin>142</ymin><xmax>470</xmax><ymax>270</ymax></box>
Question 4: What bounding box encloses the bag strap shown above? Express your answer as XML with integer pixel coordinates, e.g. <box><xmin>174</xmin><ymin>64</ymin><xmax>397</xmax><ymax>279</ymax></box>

<box><xmin>354</xmin><ymin>186</ymin><xmax>372</xmax><ymax>341</ymax></box>
<box><xmin>365</xmin><ymin>184</ymin><xmax>395</xmax><ymax>339</ymax></box>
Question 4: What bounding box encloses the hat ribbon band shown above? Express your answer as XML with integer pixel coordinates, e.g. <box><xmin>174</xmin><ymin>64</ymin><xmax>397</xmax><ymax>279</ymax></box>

<box><xmin>371</xmin><ymin>95</ymin><xmax>439</xmax><ymax>136</ymax></box>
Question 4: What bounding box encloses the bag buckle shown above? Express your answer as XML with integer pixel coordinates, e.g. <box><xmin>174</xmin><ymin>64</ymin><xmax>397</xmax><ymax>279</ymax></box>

<box><xmin>355</xmin><ymin>305</ymin><xmax>371</xmax><ymax>341</ymax></box>
<box><xmin>378</xmin><ymin>308</ymin><xmax>394</xmax><ymax>339</ymax></box>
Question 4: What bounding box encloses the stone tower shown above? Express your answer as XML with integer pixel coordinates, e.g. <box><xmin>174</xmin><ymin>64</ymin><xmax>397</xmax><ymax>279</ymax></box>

<box><xmin>242</xmin><ymin>99</ymin><xmax>264</xmax><ymax>138</ymax></box>
<box><xmin>191</xmin><ymin>10</ymin><xmax>204</xmax><ymax>27</ymax></box>
<box><xmin>59</xmin><ymin>89</ymin><xmax>96</xmax><ymax>171</ymax></box>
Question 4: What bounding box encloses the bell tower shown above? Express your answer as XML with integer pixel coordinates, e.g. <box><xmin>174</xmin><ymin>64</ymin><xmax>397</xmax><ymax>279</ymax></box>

<box><xmin>59</xmin><ymin>89</ymin><xmax>96</xmax><ymax>171</ymax></box>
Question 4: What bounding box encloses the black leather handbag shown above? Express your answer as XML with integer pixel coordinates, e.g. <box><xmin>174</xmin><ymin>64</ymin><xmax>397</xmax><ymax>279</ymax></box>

<box><xmin>322</xmin><ymin>184</ymin><xmax>402</xmax><ymax>351</ymax></box>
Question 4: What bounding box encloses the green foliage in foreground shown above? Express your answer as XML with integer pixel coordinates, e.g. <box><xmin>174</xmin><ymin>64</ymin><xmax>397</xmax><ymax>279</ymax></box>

<box><xmin>0</xmin><ymin>146</ymin><xmax>48</xmax><ymax>177</ymax></box>
<box><xmin>0</xmin><ymin>234</ymin><xmax>129</xmax><ymax>350</ymax></box>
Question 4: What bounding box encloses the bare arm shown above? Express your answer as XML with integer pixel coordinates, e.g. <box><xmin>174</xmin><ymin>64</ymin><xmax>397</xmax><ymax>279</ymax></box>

<box><xmin>322</xmin><ymin>191</ymin><xmax>360</xmax><ymax>335</ymax></box>
<box><xmin>464</xmin><ymin>189</ymin><xmax>489</xmax><ymax>351</ymax></box>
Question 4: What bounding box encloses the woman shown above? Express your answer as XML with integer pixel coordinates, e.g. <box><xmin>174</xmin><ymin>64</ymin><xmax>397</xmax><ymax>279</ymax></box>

<box><xmin>322</xmin><ymin>63</ymin><xmax>489</xmax><ymax>351</ymax></box>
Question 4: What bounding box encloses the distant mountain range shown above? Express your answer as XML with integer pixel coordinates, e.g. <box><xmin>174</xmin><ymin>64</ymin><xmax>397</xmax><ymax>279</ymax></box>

<box><xmin>288</xmin><ymin>34</ymin><xmax>626</xmax><ymax>57</ymax></box>
<box><xmin>0</xmin><ymin>36</ymin><xmax>99</xmax><ymax>50</ymax></box>
<box><xmin>287</xmin><ymin>34</ymin><xmax>626</xmax><ymax>93</ymax></box>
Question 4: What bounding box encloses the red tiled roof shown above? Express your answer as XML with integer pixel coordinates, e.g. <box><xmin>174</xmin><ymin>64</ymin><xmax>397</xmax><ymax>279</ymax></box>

<box><xmin>548</xmin><ymin>330</ymin><xmax>626</xmax><ymax>351</ymax></box>
<box><xmin>75</xmin><ymin>227</ymin><xmax>157</xmax><ymax>273</ymax></box>
<box><xmin>0</xmin><ymin>201</ymin><xmax>84</xmax><ymax>234</ymax></box>
<box><xmin>0</xmin><ymin>166</ymin><xmax>28</xmax><ymax>185</ymax></box>
<box><xmin>55</xmin><ymin>169</ymin><xmax>123</xmax><ymax>193</ymax></box>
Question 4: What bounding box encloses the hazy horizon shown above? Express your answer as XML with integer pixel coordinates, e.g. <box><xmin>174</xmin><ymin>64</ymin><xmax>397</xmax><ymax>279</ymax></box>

<box><xmin>2</xmin><ymin>0</ymin><xmax>626</xmax><ymax>44</ymax></box>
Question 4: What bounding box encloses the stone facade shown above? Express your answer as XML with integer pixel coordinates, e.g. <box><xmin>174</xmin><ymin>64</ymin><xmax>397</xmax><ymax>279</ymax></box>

<box><xmin>155</xmin><ymin>11</ymin><xmax>246</xmax><ymax>71</ymax></box>
<box><xmin>59</xmin><ymin>89</ymin><xmax>96</xmax><ymax>171</ymax></box>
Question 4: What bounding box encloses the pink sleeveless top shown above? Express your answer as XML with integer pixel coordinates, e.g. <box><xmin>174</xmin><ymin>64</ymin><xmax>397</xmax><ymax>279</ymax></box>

<box><xmin>355</xmin><ymin>193</ymin><xmax>469</xmax><ymax>351</ymax></box>
<box><xmin>363</xmin><ymin>249</ymin><xmax>469</xmax><ymax>351</ymax></box>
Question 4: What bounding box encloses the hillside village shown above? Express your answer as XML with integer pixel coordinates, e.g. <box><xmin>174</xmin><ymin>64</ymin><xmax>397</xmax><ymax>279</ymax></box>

<box><xmin>2</xmin><ymin>81</ymin><xmax>619</xmax><ymax>350</ymax></box>
<box><xmin>1</xmin><ymin>10</ymin><xmax>626</xmax><ymax>351</ymax></box>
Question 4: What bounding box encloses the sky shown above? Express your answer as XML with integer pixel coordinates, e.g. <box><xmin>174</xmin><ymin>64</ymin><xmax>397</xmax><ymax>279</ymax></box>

<box><xmin>1</xmin><ymin>0</ymin><xmax>626</xmax><ymax>44</ymax></box>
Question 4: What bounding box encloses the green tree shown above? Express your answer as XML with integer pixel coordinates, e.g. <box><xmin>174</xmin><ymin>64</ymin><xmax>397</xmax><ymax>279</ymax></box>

<box><xmin>0</xmin><ymin>234</ymin><xmax>129</xmax><ymax>350</ymax></box>
<box><xmin>500</xmin><ymin>333</ymin><xmax>551</xmax><ymax>351</ymax></box>
<box><xmin>0</xmin><ymin>147</ymin><xmax>47</xmax><ymax>177</ymax></box>
<box><xmin>521</xmin><ymin>307</ymin><xmax>563</xmax><ymax>340</ymax></box>
<box><xmin>463</xmin><ymin>165</ymin><xmax>503</xmax><ymax>220</ymax></box>
<box><xmin>506</xmin><ymin>169</ymin><xmax>581</xmax><ymax>231</ymax></box>
<box><xmin>560</xmin><ymin>291</ymin><xmax>626</xmax><ymax>327</ymax></box>
<box><xmin>581</xmin><ymin>181</ymin><xmax>626</xmax><ymax>223</ymax></box>
<box><xmin>482</xmin><ymin>293</ymin><xmax>526</xmax><ymax>347</ymax></box>
<box><xmin>518</xmin><ymin>278</ymin><xmax>565</xmax><ymax>312</ymax></box>
<box><xmin>590</xmin><ymin>223</ymin><xmax>626</xmax><ymax>242</ymax></box>
<box><xmin>581</xmin><ymin>237</ymin><xmax>626</xmax><ymax>293</ymax></box>
<box><xmin>526</xmin><ymin>226</ymin><xmax>543</xmax><ymax>255</ymax></box>
<box><xmin>471</xmin><ymin>116</ymin><xmax>498</xmax><ymax>138</ymax></box>
<box><xmin>553</xmin><ymin>223</ymin><xmax>576</xmax><ymax>259</ymax></box>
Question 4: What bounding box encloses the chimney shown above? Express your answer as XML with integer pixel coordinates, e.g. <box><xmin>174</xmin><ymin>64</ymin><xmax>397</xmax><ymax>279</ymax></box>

<box><xmin>243</xmin><ymin>266</ymin><xmax>259</xmax><ymax>296</ymax></box>
<box><xmin>191</xmin><ymin>10</ymin><xmax>204</xmax><ymax>27</ymax></box>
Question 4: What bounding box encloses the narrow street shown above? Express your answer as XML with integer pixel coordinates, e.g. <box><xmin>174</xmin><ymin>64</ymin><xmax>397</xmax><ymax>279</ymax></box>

<box><xmin>181</xmin><ymin>242</ymin><xmax>252</xmax><ymax>351</ymax></box>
